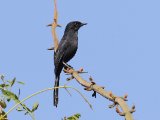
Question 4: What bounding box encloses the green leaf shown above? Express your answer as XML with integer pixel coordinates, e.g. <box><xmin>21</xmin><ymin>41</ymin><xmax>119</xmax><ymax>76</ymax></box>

<box><xmin>17</xmin><ymin>81</ymin><xmax>25</xmax><ymax>85</ymax></box>
<box><xmin>74</xmin><ymin>114</ymin><xmax>81</xmax><ymax>118</ymax></box>
<box><xmin>2</xmin><ymin>89</ymin><xmax>32</xmax><ymax>116</ymax></box>
<box><xmin>0</xmin><ymin>100</ymin><xmax>6</xmax><ymax>109</ymax></box>
<box><xmin>31</xmin><ymin>102</ymin><xmax>39</xmax><ymax>112</ymax></box>
<box><xmin>0</xmin><ymin>84</ymin><xmax>10</xmax><ymax>89</ymax></box>
<box><xmin>2</xmin><ymin>89</ymin><xmax>19</xmax><ymax>102</ymax></box>
<box><xmin>66</xmin><ymin>113</ymin><xmax>81</xmax><ymax>120</ymax></box>
<box><xmin>10</xmin><ymin>77</ymin><xmax>16</xmax><ymax>87</ymax></box>
<box><xmin>16</xmin><ymin>106</ymin><xmax>24</xmax><ymax>112</ymax></box>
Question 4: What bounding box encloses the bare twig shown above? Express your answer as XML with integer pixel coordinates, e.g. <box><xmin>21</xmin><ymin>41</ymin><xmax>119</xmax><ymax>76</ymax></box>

<box><xmin>48</xmin><ymin>0</ymin><xmax>60</xmax><ymax>52</ymax></box>
<box><xmin>64</xmin><ymin>67</ymin><xmax>135</xmax><ymax>120</ymax></box>
<box><xmin>3</xmin><ymin>86</ymin><xmax>92</xmax><ymax>119</ymax></box>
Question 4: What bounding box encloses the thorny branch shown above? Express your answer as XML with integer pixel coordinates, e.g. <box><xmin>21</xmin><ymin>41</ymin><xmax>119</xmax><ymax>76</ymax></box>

<box><xmin>48</xmin><ymin>0</ymin><xmax>60</xmax><ymax>52</ymax></box>
<box><xmin>49</xmin><ymin>1</ymin><xmax>135</xmax><ymax>120</ymax></box>
<box><xmin>64</xmin><ymin>67</ymin><xmax>135</xmax><ymax>120</ymax></box>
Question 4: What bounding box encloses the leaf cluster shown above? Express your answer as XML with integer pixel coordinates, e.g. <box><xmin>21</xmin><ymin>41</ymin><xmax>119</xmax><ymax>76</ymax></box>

<box><xmin>0</xmin><ymin>75</ymin><xmax>38</xmax><ymax>120</ymax></box>
<box><xmin>63</xmin><ymin>113</ymin><xmax>81</xmax><ymax>120</ymax></box>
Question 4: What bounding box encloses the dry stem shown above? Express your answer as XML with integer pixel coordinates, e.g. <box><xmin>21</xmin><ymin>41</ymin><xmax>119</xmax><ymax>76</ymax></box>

<box><xmin>64</xmin><ymin>68</ymin><xmax>135</xmax><ymax>120</ymax></box>
<box><xmin>50</xmin><ymin>0</ymin><xmax>59</xmax><ymax>52</ymax></box>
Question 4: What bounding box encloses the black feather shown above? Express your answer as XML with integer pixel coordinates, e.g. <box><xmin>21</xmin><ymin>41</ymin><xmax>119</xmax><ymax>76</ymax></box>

<box><xmin>53</xmin><ymin>21</ymin><xmax>87</xmax><ymax>107</ymax></box>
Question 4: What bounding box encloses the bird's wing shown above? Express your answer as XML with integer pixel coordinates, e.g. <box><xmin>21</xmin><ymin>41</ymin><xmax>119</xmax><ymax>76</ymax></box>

<box><xmin>54</xmin><ymin>39</ymin><xmax>67</xmax><ymax>63</ymax></box>
<box><xmin>54</xmin><ymin>51</ymin><xmax>64</xmax><ymax>75</ymax></box>
<box><xmin>54</xmin><ymin>39</ymin><xmax>68</xmax><ymax>75</ymax></box>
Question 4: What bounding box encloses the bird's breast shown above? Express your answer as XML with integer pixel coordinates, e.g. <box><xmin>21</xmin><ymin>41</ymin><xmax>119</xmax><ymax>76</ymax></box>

<box><xmin>63</xmin><ymin>37</ymin><xmax>78</xmax><ymax>62</ymax></box>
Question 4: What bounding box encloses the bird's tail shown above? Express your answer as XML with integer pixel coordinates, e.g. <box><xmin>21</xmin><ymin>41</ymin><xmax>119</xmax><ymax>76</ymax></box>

<box><xmin>54</xmin><ymin>76</ymin><xmax>60</xmax><ymax>107</ymax></box>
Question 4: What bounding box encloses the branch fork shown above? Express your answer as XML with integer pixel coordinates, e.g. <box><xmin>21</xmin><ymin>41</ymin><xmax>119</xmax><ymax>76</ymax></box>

<box><xmin>63</xmin><ymin>65</ymin><xmax>135</xmax><ymax>120</ymax></box>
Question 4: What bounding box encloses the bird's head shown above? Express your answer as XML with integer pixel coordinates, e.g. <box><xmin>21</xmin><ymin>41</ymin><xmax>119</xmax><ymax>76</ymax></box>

<box><xmin>65</xmin><ymin>21</ymin><xmax>87</xmax><ymax>31</ymax></box>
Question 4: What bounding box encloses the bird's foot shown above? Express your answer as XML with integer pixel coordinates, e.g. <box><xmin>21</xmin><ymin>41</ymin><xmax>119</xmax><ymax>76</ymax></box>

<box><xmin>63</xmin><ymin>62</ymin><xmax>73</xmax><ymax>74</ymax></box>
<box><xmin>63</xmin><ymin>63</ymin><xmax>74</xmax><ymax>81</ymax></box>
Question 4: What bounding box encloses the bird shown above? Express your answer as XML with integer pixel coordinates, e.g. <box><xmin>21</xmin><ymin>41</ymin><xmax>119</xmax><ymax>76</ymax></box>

<box><xmin>54</xmin><ymin>21</ymin><xmax>87</xmax><ymax>107</ymax></box>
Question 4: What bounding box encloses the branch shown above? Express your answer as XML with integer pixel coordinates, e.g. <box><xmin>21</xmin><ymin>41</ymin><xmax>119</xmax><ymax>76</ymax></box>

<box><xmin>48</xmin><ymin>0</ymin><xmax>60</xmax><ymax>52</ymax></box>
<box><xmin>64</xmin><ymin>67</ymin><xmax>135</xmax><ymax>120</ymax></box>
<box><xmin>49</xmin><ymin>1</ymin><xmax>135</xmax><ymax>120</ymax></box>
<box><xmin>3</xmin><ymin>86</ymin><xmax>91</xmax><ymax>119</ymax></box>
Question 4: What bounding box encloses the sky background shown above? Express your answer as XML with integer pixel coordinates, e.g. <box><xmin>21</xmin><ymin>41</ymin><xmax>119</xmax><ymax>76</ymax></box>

<box><xmin>0</xmin><ymin>0</ymin><xmax>160</xmax><ymax>120</ymax></box>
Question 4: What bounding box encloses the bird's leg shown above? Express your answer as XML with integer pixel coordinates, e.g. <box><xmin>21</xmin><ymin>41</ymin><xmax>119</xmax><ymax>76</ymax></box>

<box><xmin>63</xmin><ymin>62</ymin><xmax>73</xmax><ymax>74</ymax></box>
<box><xmin>63</xmin><ymin>62</ymin><xmax>73</xmax><ymax>69</ymax></box>
<box><xmin>63</xmin><ymin>62</ymin><xmax>75</xmax><ymax>81</ymax></box>
<box><xmin>63</xmin><ymin>62</ymin><xmax>74</xmax><ymax>73</ymax></box>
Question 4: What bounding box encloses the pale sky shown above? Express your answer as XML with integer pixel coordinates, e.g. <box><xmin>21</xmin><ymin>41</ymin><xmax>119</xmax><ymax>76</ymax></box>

<box><xmin>0</xmin><ymin>0</ymin><xmax>160</xmax><ymax>120</ymax></box>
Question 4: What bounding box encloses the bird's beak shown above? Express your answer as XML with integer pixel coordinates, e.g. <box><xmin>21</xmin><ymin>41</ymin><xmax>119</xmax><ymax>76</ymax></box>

<box><xmin>81</xmin><ymin>23</ymin><xmax>87</xmax><ymax>26</ymax></box>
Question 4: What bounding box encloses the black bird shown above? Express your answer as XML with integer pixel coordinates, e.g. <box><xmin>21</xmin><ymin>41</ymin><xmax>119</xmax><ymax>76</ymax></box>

<box><xmin>54</xmin><ymin>21</ymin><xmax>87</xmax><ymax>107</ymax></box>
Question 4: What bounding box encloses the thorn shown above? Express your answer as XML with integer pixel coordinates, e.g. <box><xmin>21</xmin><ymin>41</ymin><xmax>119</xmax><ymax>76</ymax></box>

<box><xmin>54</xmin><ymin>18</ymin><xmax>57</xmax><ymax>22</ymax></box>
<box><xmin>89</xmin><ymin>76</ymin><xmax>96</xmax><ymax>85</ymax></box>
<box><xmin>116</xmin><ymin>106</ymin><xmax>120</xmax><ymax>113</ymax></box>
<box><xmin>47</xmin><ymin>23</ymin><xmax>61</xmax><ymax>27</ymax></box>
<box><xmin>57</xmin><ymin>24</ymin><xmax>61</xmax><ymax>27</ymax></box>
<box><xmin>66</xmin><ymin>76</ymin><xmax>74</xmax><ymax>81</ymax></box>
<box><xmin>121</xmin><ymin>94</ymin><xmax>128</xmax><ymax>101</ymax></box>
<box><xmin>109</xmin><ymin>92</ymin><xmax>114</xmax><ymax>98</ymax></box>
<box><xmin>84</xmin><ymin>87</ymin><xmax>92</xmax><ymax>91</ymax></box>
<box><xmin>77</xmin><ymin>68</ymin><xmax>87</xmax><ymax>74</ymax></box>
<box><xmin>91</xmin><ymin>81</ymin><xmax>96</xmax><ymax>85</ymax></box>
<box><xmin>124</xmin><ymin>94</ymin><xmax>128</xmax><ymax>99</ymax></box>
<box><xmin>132</xmin><ymin>104</ymin><xmax>135</xmax><ymax>110</ymax></box>
<box><xmin>119</xmin><ymin>112</ymin><xmax>125</xmax><ymax>116</ymax></box>
<box><xmin>89</xmin><ymin>76</ymin><xmax>93</xmax><ymax>82</ymax></box>
<box><xmin>108</xmin><ymin>103</ymin><xmax>116</xmax><ymax>108</ymax></box>
<box><xmin>78</xmin><ymin>72</ymin><xmax>88</xmax><ymax>74</ymax></box>
<box><xmin>84</xmin><ymin>77</ymin><xmax>96</xmax><ymax>93</ymax></box>
<box><xmin>79</xmin><ymin>68</ymin><xmax>83</xmax><ymax>72</ymax></box>
<box><xmin>109</xmin><ymin>92</ymin><xmax>112</xmax><ymax>97</ymax></box>
<box><xmin>47</xmin><ymin>47</ymin><xmax>54</xmax><ymax>50</ymax></box>
<box><xmin>130</xmin><ymin>109</ymin><xmax>136</xmax><ymax>113</ymax></box>
<box><xmin>101</xmin><ymin>86</ymin><xmax>105</xmax><ymax>89</ymax></box>
<box><xmin>90</xmin><ymin>76</ymin><xmax>104</xmax><ymax>89</ymax></box>
<box><xmin>47</xmin><ymin>23</ymin><xmax>52</xmax><ymax>27</ymax></box>
<box><xmin>130</xmin><ymin>104</ymin><xmax>136</xmax><ymax>113</ymax></box>
<box><xmin>116</xmin><ymin>106</ymin><xmax>125</xmax><ymax>116</ymax></box>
